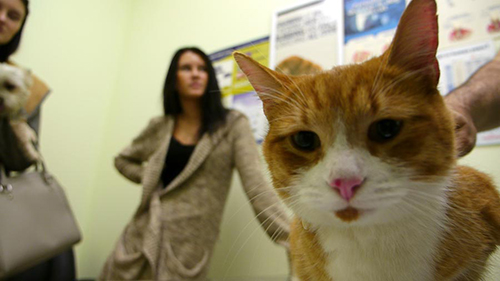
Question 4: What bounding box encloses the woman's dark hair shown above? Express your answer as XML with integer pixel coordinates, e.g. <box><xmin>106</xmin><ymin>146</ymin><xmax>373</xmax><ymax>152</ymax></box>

<box><xmin>163</xmin><ymin>47</ymin><xmax>227</xmax><ymax>135</ymax></box>
<box><xmin>0</xmin><ymin>0</ymin><xmax>29</xmax><ymax>62</ymax></box>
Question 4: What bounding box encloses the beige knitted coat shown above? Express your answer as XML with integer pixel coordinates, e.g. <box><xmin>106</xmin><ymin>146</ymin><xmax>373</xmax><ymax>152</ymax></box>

<box><xmin>99</xmin><ymin>110</ymin><xmax>290</xmax><ymax>280</ymax></box>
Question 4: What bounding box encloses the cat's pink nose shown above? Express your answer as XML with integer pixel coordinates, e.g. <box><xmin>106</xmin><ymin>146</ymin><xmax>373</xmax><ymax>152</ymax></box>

<box><xmin>330</xmin><ymin>177</ymin><xmax>363</xmax><ymax>201</ymax></box>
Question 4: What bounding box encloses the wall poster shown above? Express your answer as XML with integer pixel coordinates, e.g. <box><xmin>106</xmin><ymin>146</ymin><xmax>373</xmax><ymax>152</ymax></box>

<box><xmin>216</xmin><ymin>0</ymin><xmax>500</xmax><ymax>147</ymax></box>
<box><xmin>343</xmin><ymin>0</ymin><xmax>406</xmax><ymax>64</ymax></box>
<box><xmin>210</xmin><ymin>37</ymin><xmax>270</xmax><ymax>143</ymax></box>
<box><xmin>270</xmin><ymin>0</ymin><xmax>341</xmax><ymax>74</ymax></box>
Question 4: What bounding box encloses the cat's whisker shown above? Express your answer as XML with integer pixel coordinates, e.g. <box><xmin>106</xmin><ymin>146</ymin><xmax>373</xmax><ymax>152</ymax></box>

<box><xmin>221</xmin><ymin>201</ymin><xmax>287</xmax><ymax>279</ymax></box>
<box><xmin>268</xmin><ymin>116</ymin><xmax>296</xmax><ymax>125</ymax></box>
<box><xmin>405</xmin><ymin>190</ymin><xmax>448</xmax><ymax>206</ymax></box>
<box><xmin>392</xmin><ymin>204</ymin><xmax>432</xmax><ymax>232</ymax></box>
<box><xmin>398</xmin><ymin>198</ymin><xmax>445</xmax><ymax>230</ymax></box>
<box><xmin>222</xmin><ymin>205</ymin><xmax>286</xmax><ymax>280</ymax></box>
<box><xmin>282</xmin><ymin>195</ymin><xmax>304</xmax><ymax>209</ymax></box>
<box><xmin>246</xmin><ymin>213</ymin><xmax>290</xmax><ymax>271</ymax></box>
<box><xmin>372</xmin><ymin>46</ymin><xmax>438</xmax><ymax>95</ymax></box>
<box><xmin>284</xmin><ymin>193</ymin><xmax>339</xmax><ymax>217</ymax></box>
<box><xmin>283</xmin><ymin>195</ymin><xmax>316</xmax><ymax>214</ymax></box>
<box><xmin>258</xmin><ymin>85</ymin><xmax>297</xmax><ymax>102</ymax></box>
<box><xmin>222</xmin><ymin>173</ymin><xmax>284</xmax><ymax>218</ymax></box>
<box><xmin>262</xmin><ymin>78</ymin><xmax>311</xmax><ymax>112</ymax></box>
<box><xmin>224</xmin><ymin>187</ymin><xmax>285</xmax><ymax>224</ymax></box>
<box><xmin>407</xmin><ymin>174</ymin><xmax>450</xmax><ymax>182</ymax></box>
<box><xmin>355</xmin><ymin>193</ymin><xmax>403</xmax><ymax>204</ymax></box>
<box><xmin>286</xmin><ymin>197</ymin><xmax>326</xmax><ymax>210</ymax></box>
<box><xmin>406</xmin><ymin>188</ymin><xmax>478</xmax><ymax>216</ymax></box>
<box><xmin>258</xmin><ymin>89</ymin><xmax>303</xmax><ymax>113</ymax></box>
<box><xmin>282</xmin><ymin>75</ymin><xmax>309</xmax><ymax>106</ymax></box>
<box><xmin>287</xmin><ymin>188</ymin><xmax>327</xmax><ymax>202</ymax></box>
<box><xmin>371</xmin><ymin>48</ymin><xmax>390</xmax><ymax>95</ymax></box>
<box><xmin>401</xmin><ymin>196</ymin><xmax>445</xmax><ymax>219</ymax></box>
<box><xmin>402</xmin><ymin>195</ymin><xmax>488</xmax><ymax>246</ymax></box>
<box><xmin>376</xmin><ymin>66</ymin><xmax>433</xmax><ymax>99</ymax></box>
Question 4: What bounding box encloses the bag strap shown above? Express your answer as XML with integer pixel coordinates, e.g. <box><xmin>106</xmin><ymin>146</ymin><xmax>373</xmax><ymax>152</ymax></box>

<box><xmin>0</xmin><ymin>124</ymin><xmax>53</xmax><ymax>192</ymax></box>
<box><xmin>0</xmin><ymin>164</ymin><xmax>13</xmax><ymax>194</ymax></box>
<box><xmin>0</xmin><ymin>143</ymin><xmax>52</xmax><ymax>186</ymax></box>
<box><xmin>30</xmin><ymin>138</ymin><xmax>54</xmax><ymax>184</ymax></box>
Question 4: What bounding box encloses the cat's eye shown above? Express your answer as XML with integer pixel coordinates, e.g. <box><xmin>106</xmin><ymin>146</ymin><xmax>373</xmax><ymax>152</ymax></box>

<box><xmin>291</xmin><ymin>131</ymin><xmax>320</xmax><ymax>151</ymax></box>
<box><xmin>368</xmin><ymin>119</ymin><xmax>402</xmax><ymax>142</ymax></box>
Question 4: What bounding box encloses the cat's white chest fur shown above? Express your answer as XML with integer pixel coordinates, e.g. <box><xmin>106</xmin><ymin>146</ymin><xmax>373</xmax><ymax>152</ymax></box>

<box><xmin>316</xmin><ymin>214</ymin><xmax>447</xmax><ymax>281</ymax></box>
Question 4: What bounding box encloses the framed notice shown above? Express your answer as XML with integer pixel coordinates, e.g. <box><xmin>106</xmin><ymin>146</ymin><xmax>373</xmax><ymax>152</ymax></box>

<box><xmin>343</xmin><ymin>0</ymin><xmax>407</xmax><ymax>64</ymax></box>
<box><xmin>210</xmin><ymin>37</ymin><xmax>270</xmax><ymax>143</ymax></box>
<box><xmin>270</xmin><ymin>0</ymin><xmax>342</xmax><ymax>74</ymax></box>
<box><xmin>437</xmin><ymin>40</ymin><xmax>500</xmax><ymax>146</ymax></box>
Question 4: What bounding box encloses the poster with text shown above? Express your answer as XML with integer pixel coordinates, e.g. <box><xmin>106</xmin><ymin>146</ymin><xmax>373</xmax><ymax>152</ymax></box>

<box><xmin>343</xmin><ymin>0</ymin><xmax>407</xmax><ymax>64</ymax></box>
<box><xmin>437</xmin><ymin>41</ymin><xmax>500</xmax><ymax>145</ymax></box>
<box><xmin>436</xmin><ymin>0</ymin><xmax>500</xmax><ymax>147</ymax></box>
<box><xmin>438</xmin><ymin>0</ymin><xmax>500</xmax><ymax>50</ymax></box>
<box><xmin>210</xmin><ymin>37</ymin><xmax>270</xmax><ymax>143</ymax></box>
<box><xmin>342</xmin><ymin>0</ymin><xmax>500</xmax><ymax>147</ymax></box>
<box><xmin>270</xmin><ymin>0</ymin><xmax>341</xmax><ymax>75</ymax></box>
<box><xmin>437</xmin><ymin>40</ymin><xmax>500</xmax><ymax>146</ymax></box>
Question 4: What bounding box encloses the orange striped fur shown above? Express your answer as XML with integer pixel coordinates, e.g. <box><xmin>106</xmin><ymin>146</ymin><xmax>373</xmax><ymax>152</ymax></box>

<box><xmin>234</xmin><ymin>0</ymin><xmax>500</xmax><ymax>280</ymax></box>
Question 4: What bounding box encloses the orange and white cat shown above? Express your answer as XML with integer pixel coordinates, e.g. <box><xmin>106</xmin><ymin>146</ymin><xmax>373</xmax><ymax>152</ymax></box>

<box><xmin>234</xmin><ymin>0</ymin><xmax>500</xmax><ymax>280</ymax></box>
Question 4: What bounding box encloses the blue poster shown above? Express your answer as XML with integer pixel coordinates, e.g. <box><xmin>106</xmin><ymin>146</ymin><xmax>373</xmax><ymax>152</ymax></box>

<box><xmin>344</xmin><ymin>0</ymin><xmax>406</xmax><ymax>43</ymax></box>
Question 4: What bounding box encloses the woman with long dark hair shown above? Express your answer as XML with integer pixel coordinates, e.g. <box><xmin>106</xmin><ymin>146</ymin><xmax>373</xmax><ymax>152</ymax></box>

<box><xmin>0</xmin><ymin>0</ymin><xmax>76</xmax><ymax>280</ymax></box>
<box><xmin>100</xmin><ymin>47</ymin><xmax>290</xmax><ymax>280</ymax></box>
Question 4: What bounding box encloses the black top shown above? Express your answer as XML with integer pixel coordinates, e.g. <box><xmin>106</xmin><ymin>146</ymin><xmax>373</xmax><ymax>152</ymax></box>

<box><xmin>160</xmin><ymin>136</ymin><xmax>196</xmax><ymax>187</ymax></box>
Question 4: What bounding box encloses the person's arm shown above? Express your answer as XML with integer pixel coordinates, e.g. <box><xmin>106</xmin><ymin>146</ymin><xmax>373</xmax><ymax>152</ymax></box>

<box><xmin>232</xmin><ymin>114</ymin><xmax>291</xmax><ymax>248</ymax></box>
<box><xmin>445</xmin><ymin>51</ymin><xmax>500</xmax><ymax>157</ymax></box>
<box><xmin>114</xmin><ymin>118</ymin><xmax>162</xmax><ymax>184</ymax></box>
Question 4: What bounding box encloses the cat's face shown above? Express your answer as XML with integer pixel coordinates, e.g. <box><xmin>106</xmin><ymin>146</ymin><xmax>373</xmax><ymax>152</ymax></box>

<box><xmin>235</xmin><ymin>0</ymin><xmax>454</xmax><ymax>228</ymax></box>
<box><xmin>261</xmin><ymin>60</ymin><xmax>454</xmax><ymax>227</ymax></box>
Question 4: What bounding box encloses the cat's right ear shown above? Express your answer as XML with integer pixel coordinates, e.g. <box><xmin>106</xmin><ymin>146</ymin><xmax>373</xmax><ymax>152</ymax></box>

<box><xmin>386</xmin><ymin>0</ymin><xmax>440</xmax><ymax>86</ymax></box>
<box><xmin>233</xmin><ymin>52</ymin><xmax>286</xmax><ymax>117</ymax></box>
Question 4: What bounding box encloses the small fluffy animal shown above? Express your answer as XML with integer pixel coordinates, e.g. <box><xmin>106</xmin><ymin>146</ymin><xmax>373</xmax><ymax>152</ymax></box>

<box><xmin>0</xmin><ymin>63</ymin><xmax>40</xmax><ymax>163</ymax></box>
<box><xmin>234</xmin><ymin>0</ymin><xmax>500</xmax><ymax>280</ymax></box>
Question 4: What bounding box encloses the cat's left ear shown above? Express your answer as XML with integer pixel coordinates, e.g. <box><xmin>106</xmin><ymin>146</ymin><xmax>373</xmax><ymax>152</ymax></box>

<box><xmin>386</xmin><ymin>0</ymin><xmax>440</xmax><ymax>86</ymax></box>
<box><xmin>233</xmin><ymin>52</ymin><xmax>287</xmax><ymax>117</ymax></box>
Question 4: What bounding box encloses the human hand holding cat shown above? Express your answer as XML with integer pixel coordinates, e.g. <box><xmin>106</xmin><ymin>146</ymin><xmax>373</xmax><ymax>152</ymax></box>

<box><xmin>445</xmin><ymin>50</ymin><xmax>500</xmax><ymax>157</ymax></box>
<box><xmin>446</xmin><ymin>99</ymin><xmax>477</xmax><ymax>157</ymax></box>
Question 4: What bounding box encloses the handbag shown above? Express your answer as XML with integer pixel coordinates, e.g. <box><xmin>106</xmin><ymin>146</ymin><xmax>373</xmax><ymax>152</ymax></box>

<box><xmin>0</xmin><ymin>161</ymin><xmax>82</xmax><ymax>279</ymax></box>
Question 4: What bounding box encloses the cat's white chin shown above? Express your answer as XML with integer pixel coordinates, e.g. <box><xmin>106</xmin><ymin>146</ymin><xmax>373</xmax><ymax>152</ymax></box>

<box><xmin>300</xmin><ymin>203</ymin><xmax>412</xmax><ymax>229</ymax></box>
<box><xmin>355</xmin><ymin>207</ymin><xmax>376</xmax><ymax>217</ymax></box>
<box><xmin>298</xmin><ymin>207</ymin><xmax>375</xmax><ymax>229</ymax></box>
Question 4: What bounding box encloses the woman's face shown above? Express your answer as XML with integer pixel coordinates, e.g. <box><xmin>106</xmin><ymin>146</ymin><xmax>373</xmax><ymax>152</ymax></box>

<box><xmin>176</xmin><ymin>51</ymin><xmax>209</xmax><ymax>100</ymax></box>
<box><xmin>0</xmin><ymin>0</ymin><xmax>25</xmax><ymax>45</ymax></box>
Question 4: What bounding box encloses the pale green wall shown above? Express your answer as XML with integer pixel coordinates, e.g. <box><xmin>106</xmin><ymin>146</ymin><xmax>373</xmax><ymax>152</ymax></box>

<box><xmin>12</xmin><ymin>0</ymin><xmax>133</xmax><ymax>277</ymax></box>
<box><xmin>12</xmin><ymin>0</ymin><xmax>500</xmax><ymax>280</ymax></box>
<box><xmin>16</xmin><ymin>0</ymin><xmax>298</xmax><ymax>279</ymax></box>
<box><xmin>84</xmin><ymin>1</ymin><xmax>300</xmax><ymax>279</ymax></box>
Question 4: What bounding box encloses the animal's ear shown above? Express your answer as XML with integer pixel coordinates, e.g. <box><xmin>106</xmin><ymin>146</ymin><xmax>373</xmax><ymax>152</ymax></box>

<box><xmin>233</xmin><ymin>52</ymin><xmax>287</xmax><ymax>117</ymax></box>
<box><xmin>386</xmin><ymin>0</ymin><xmax>440</xmax><ymax>86</ymax></box>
